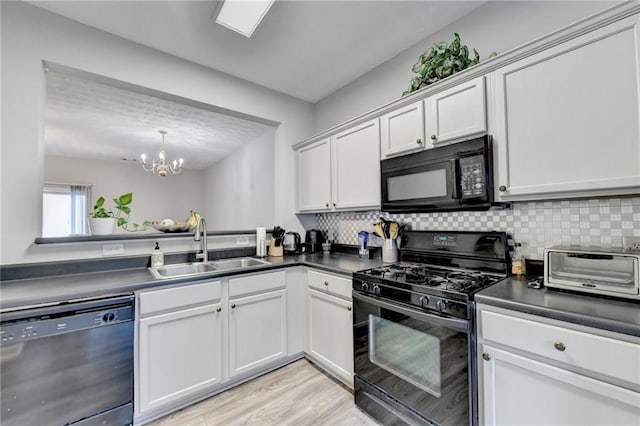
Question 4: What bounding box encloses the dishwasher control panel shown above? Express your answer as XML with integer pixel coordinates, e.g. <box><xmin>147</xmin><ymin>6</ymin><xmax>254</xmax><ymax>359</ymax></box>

<box><xmin>1</xmin><ymin>305</ymin><xmax>133</xmax><ymax>345</ymax></box>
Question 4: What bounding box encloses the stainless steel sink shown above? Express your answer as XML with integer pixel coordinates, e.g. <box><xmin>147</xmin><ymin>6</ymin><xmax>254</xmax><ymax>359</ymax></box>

<box><xmin>209</xmin><ymin>257</ymin><xmax>271</xmax><ymax>270</ymax></box>
<box><xmin>149</xmin><ymin>262</ymin><xmax>217</xmax><ymax>280</ymax></box>
<box><xmin>149</xmin><ymin>257</ymin><xmax>270</xmax><ymax>280</ymax></box>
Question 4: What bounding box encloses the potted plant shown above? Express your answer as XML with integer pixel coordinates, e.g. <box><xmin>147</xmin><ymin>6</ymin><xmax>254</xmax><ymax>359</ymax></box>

<box><xmin>89</xmin><ymin>192</ymin><xmax>151</xmax><ymax>235</ymax></box>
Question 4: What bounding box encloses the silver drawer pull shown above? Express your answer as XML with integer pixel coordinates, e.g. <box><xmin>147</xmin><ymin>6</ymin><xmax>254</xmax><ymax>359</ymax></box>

<box><xmin>554</xmin><ymin>341</ymin><xmax>566</xmax><ymax>352</ymax></box>
<box><xmin>482</xmin><ymin>353</ymin><xmax>491</xmax><ymax>361</ymax></box>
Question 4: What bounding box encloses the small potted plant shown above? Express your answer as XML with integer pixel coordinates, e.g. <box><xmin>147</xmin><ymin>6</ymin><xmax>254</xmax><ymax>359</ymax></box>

<box><xmin>89</xmin><ymin>192</ymin><xmax>151</xmax><ymax>235</ymax></box>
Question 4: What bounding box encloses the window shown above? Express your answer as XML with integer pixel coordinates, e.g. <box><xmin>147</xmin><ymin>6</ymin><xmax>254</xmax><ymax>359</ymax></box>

<box><xmin>42</xmin><ymin>183</ymin><xmax>91</xmax><ymax>237</ymax></box>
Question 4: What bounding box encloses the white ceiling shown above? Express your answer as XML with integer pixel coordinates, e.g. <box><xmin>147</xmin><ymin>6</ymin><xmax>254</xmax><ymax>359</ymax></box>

<box><xmin>45</xmin><ymin>70</ymin><xmax>273</xmax><ymax>169</ymax></box>
<box><xmin>30</xmin><ymin>0</ymin><xmax>486</xmax><ymax>103</ymax></box>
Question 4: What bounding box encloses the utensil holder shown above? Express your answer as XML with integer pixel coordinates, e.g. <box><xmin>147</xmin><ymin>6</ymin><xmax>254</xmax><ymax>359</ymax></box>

<box><xmin>382</xmin><ymin>239</ymin><xmax>398</xmax><ymax>263</ymax></box>
<box><xmin>268</xmin><ymin>238</ymin><xmax>283</xmax><ymax>257</ymax></box>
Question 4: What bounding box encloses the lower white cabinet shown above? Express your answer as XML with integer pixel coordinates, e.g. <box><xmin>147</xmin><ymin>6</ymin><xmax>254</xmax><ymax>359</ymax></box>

<box><xmin>229</xmin><ymin>289</ymin><xmax>287</xmax><ymax>377</ymax></box>
<box><xmin>138</xmin><ymin>303</ymin><xmax>223</xmax><ymax>412</ymax></box>
<box><xmin>307</xmin><ymin>288</ymin><xmax>353</xmax><ymax>386</ymax></box>
<box><xmin>477</xmin><ymin>304</ymin><xmax>640</xmax><ymax>426</ymax></box>
<box><xmin>305</xmin><ymin>269</ymin><xmax>354</xmax><ymax>388</ymax></box>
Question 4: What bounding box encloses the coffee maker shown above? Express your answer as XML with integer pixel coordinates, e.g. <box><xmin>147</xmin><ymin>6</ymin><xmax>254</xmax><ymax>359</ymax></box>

<box><xmin>303</xmin><ymin>229</ymin><xmax>325</xmax><ymax>253</ymax></box>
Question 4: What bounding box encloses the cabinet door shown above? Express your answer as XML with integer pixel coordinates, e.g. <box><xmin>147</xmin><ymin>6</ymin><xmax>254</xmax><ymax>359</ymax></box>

<box><xmin>425</xmin><ymin>76</ymin><xmax>486</xmax><ymax>146</ymax></box>
<box><xmin>491</xmin><ymin>16</ymin><xmax>640</xmax><ymax>201</ymax></box>
<box><xmin>297</xmin><ymin>138</ymin><xmax>331</xmax><ymax>212</ymax></box>
<box><xmin>380</xmin><ymin>101</ymin><xmax>425</xmax><ymax>158</ymax></box>
<box><xmin>479</xmin><ymin>344</ymin><xmax>640</xmax><ymax>426</ymax></box>
<box><xmin>138</xmin><ymin>303</ymin><xmax>223</xmax><ymax>413</ymax></box>
<box><xmin>228</xmin><ymin>289</ymin><xmax>287</xmax><ymax>377</ymax></box>
<box><xmin>331</xmin><ymin>119</ymin><xmax>381</xmax><ymax>210</ymax></box>
<box><xmin>307</xmin><ymin>288</ymin><xmax>354</xmax><ymax>387</ymax></box>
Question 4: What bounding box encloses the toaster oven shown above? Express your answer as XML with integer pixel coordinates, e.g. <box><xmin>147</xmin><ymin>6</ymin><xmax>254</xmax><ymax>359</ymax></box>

<box><xmin>544</xmin><ymin>247</ymin><xmax>640</xmax><ymax>300</ymax></box>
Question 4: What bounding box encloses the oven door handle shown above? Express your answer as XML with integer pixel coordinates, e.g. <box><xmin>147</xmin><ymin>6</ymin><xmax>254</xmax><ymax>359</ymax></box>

<box><xmin>352</xmin><ymin>292</ymin><xmax>469</xmax><ymax>332</ymax></box>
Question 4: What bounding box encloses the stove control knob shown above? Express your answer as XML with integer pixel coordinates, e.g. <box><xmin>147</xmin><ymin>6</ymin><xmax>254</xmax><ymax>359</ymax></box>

<box><xmin>418</xmin><ymin>296</ymin><xmax>430</xmax><ymax>307</ymax></box>
<box><xmin>361</xmin><ymin>283</ymin><xmax>369</xmax><ymax>292</ymax></box>
<box><xmin>373</xmin><ymin>285</ymin><xmax>381</xmax><ymax>295</ymax></box>
<box><xmin>436</xmin><ymin>300</ymin><xmax>448</xmax><ymax>311</ymax></box>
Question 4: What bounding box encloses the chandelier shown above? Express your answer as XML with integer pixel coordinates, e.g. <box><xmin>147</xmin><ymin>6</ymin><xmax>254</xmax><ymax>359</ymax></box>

<box><xmin>140</xmin><ymin>130</ymin><xmax>183</xmax><ymax>177</ymax></box>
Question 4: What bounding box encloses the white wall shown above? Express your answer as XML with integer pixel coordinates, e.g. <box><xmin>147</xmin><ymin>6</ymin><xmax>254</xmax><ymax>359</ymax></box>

<box><xmin>1</xmin><ymin>1</ymin><xmax>315</xmax><ymax>264</ymax></box>
<box><xmin>45</xmin><ymin>156</ymin><xmax>205</xmax><ymax>233</ymax></box>
<box><xmin>314</xmin><ymin>1</ymin><xmax>618</xmax><ymax>131</ymax></box>
<box><xmin>203</xmin><ymin>128</ymin><xmax>276</xmax><ymax>230</ymax></box>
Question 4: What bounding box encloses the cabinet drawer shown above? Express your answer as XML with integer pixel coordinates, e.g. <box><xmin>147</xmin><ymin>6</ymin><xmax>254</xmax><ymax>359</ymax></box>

<box><xmin>229</xmin><ymin>271</ymin><xmax>286</xmax><ymax>298</ymax></box>
<box><xmin>138</xmin><ymin>280</ymin><xmax>221</xmax><ymax>316</ymax></box>
<box><xmin>480</xmin><ymin>309</ymin><xmax>640</xmax><ymax>386</ymax></box>
<box><xmin>308</xmin><ymin>269</ymin><xmax>351</xmax><ymax>299</ymax></box>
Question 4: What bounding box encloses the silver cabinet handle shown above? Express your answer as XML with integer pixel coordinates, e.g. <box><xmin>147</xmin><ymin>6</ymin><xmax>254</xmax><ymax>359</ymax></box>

<box><xmin>416</xmin><ymin>138</ymin><xmax>422</xmax><ymax>145</ymax></box>
<box><xmin>347</xmin><ymin>306</ymin><xmax>352</xmax><ymax>311</ymax></box>
<box><xmin>332</xmin><ymin>202</ymin><xmax>336</xmax><ymax>208</ymax></box>
<box><xmin>324</xmin><ymin>281</ymin><xmax>329</xmax><ymax>286</ymax></box>
<box><xmin>554</xmin><ymin>341</ymin><xmax>566</xmax><ymax>352</ymax></box>
<box><xmin>216</xmin><ymin>307</ymin><xmax>222</xmax><ymax>313</ymax></box>
<box><xmin>430</xmin><ymin>134</ymin><xmax>437</xmax><ymax>141</ymax></box>
<box><xmin>231</xmin><ymin>303</ymin><xmax>236</xmax><ymax>309</ymax></box>
<box><xmin>325</xmin><ymin>203</ymin><xmax>329</xmax><ymax>208</ymax></box>
<box><xmin>482</xmin><ymin>353</ymin><xmax>491</xmax><ymax>361</ymax></box>
<box><xmin>499</xmin><ymin>185</ymin><xmax>507</xmax><ymax>192</ymax></box>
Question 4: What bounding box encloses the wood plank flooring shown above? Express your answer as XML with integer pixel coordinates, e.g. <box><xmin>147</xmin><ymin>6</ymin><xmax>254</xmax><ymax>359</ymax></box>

<box><xmin>149</xmin><ymin>359</ymin><xmax>379</xmax><ymax>426</ymax></box>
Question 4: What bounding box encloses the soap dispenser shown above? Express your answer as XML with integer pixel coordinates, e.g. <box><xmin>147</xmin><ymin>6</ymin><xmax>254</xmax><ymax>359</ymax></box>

<box><xmin>151</xmin><ymin>242</ymin><xmax>164</xmax><ymax>267</ymax></box>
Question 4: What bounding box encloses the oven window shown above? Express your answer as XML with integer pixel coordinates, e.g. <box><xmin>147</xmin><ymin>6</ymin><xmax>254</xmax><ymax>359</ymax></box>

<box><xmin>368</xmin><ymin>314</ymin><xmax>441</xmax><ymax>397</ymax></box>
<box><xmin>387</xmin><ymin>169</ymin><xmax>447</xmax><ymax>201</ymax></box>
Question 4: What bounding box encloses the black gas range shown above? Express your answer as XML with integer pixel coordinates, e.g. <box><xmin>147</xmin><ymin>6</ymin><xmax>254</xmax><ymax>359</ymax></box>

<box><xmin>352</xmin><ymin>230</ymin><xmax>509</xmax><ymax>426</ymax></box>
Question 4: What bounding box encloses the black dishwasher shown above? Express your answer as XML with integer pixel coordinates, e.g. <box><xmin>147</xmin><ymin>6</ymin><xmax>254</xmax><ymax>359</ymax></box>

<box><xmin>0</xmin><ymin>295</ymin><xmax>134</xmax><ymax>426</ymax></box>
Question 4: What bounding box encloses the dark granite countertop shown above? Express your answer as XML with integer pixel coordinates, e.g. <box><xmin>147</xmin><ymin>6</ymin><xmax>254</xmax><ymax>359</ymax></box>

<box><xmin>0</xmin><ymin>253</ymin><xmax>384</xmax><ymax>312</ymax></box>
<box><xmin>475</xmin><ymin>278</ymin><xmax>640</xmax><ymax>337</ymax></box>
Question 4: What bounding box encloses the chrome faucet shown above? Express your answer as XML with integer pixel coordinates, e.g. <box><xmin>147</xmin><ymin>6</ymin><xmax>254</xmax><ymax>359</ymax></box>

<box><xmin>194</xmin><ymin>217</ymin><xmax>208</xmax><ymax>263</ymax></box>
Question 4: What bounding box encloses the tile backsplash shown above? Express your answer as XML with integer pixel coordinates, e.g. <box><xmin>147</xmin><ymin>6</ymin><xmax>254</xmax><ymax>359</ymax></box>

<box><xmin>316</xmin><ymin>197</ymin><xmax>640</xmax><ymax>260</ymax></box>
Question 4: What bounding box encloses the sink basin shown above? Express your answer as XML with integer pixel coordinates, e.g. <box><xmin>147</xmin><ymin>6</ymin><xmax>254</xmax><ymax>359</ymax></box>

<box><xmin>149</xmin><ymin>262</ymin><xmax>217</xmax><ymax>280</ymax></box>
<box><xmin>209</xmin><ymin>257</ymin><xmax>271</xmax><ymax>270</ymax></box>
<box><xmin>149</xmin><ymin>258</ymin><xmax>270</xmax><ymax>280</ymax></box>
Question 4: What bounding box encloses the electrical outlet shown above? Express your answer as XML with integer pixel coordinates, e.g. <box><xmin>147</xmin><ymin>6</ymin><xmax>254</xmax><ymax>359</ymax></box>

<box><xmin>622</xmin><ymin>236</ymin><xmax>640</xmax><ymax>251</ymax></box>
<box><xmin>102</xmin><ymin>243</ymin><xmax>124</xmax><ymax>256</ymax></box>
<box><xmin>236</xmin><ymin>237</ymin><xmax>249</xmax><ymax>246</ymax></box>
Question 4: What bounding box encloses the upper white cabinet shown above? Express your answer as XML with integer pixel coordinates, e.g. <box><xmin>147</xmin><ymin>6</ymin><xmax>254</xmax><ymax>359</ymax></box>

<box><xmin>296</xmin><ymin>118</ymin><xmax>380</xmax><ymax>212</ymax></box>
<box><xmin>476</xmin><ymin>304</ymin><xmax>640</xmax><ymax>426</ymax></box>
<box><xmin>331</xmin><ymin>119</ymin><xmax>381</xmax><ymax>210</ymax></box>
<box><xmin>297</xmin><ymin>138</ymin><xmax>331</xmax><ymax>211</ymax></box>
<box><xmin>380</xmin><ymin>78</ymin><xmax>486</xmax><ymax>159</ymax></box>
<box><xmin>491</xmin><ymin>15</ymin><xmax>640</xmax><ymax>201</ymax></box>
<box><xmin>380</xmin><ymin>101</ymin><xmax>425</xmax><ymax>158</ymax></box>
<box><xmin>425</xmin><ymin>76</ymin><xmax>486</xmax><ymax>147</ymax></box>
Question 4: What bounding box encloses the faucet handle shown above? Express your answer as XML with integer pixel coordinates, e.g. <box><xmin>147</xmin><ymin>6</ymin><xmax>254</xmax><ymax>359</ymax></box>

<box><xmin>195</xmin><ymin>251</ymin><xmax>205</xmax><ymax>259</ymax></box>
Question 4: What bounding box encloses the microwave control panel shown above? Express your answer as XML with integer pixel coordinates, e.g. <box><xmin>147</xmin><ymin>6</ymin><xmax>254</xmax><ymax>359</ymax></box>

<box><xmin>459</xmin><ymin>155</ymin><xmax>486</xmax><ymax>198</ymax></box>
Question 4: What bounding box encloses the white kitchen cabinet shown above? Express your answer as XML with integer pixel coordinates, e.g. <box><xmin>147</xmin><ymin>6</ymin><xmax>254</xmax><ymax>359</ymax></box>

<box><xmin>228</xmin><ymin>272</ymin><xmax>287</xmax><ymax>378</ymax></box>
<box><xmin>295</xmin><ymin>119</ymin><xmax>380</xmax><ymax>212</ymax></box>
<box><xmin>490</xmin><ymin>15</ymin><xmax>640</xmax><ymax>201</ymax></box>
<box><xmin>425</xmin><ymin>76</ymin><xmax>486</xmax><ymax>147</ymax></box>
<box><xmin>304</xmin><ymin>269</ymin><xmax>354</xmax><ymax>388</ymax></box>
<box><xmin>297</xmin><ymin>137</ymin><xmax>331</xmax><ymax>212</ymax></box>
<box><xmin>380</xmin><ymin>100</ymin><xmax>426</xmax><ymax>158</ymax></box>
<box><xmin>137</xmin><ymin>280</ymin><xmax>223</xmax><ymax>415</ymax></box>
<box><xmin>330</xmin><ymin>119</ymin><xmax>381</xmax><ymax>211</ymax></box>
<box><xmin>477</xmin><ymin>304</ymin><xmax>640</xmax><ymax>426</ymax></box>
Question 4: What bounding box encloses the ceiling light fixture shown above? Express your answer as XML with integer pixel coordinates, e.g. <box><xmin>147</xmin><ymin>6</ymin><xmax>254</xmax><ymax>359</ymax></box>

<box><xmin>214</xmin><ymin>0</ymin><xmax>275</xmax><ymax>38</ymax></box>
<box><xmin>141</xmin><ymin>130</ymin><xmax>183</xmax><ymax>177</ymax></box>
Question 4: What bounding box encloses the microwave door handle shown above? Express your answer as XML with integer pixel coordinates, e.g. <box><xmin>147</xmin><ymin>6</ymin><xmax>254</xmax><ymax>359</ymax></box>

<box><xmin>450</xmin><ymin>159</ymin><xmax>460</xmax><ymax>199</ymax></box>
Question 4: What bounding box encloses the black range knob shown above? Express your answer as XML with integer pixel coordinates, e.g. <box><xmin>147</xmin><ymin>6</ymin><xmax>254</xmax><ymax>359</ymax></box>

<box><xmin>373</xmin><ymin>285</ymin><xmax>381</xmax><ymax>295</ymax></box>
<box><xmin>436</xmin><ymin>300</ymin><xmax>448</xmax><ymax>312</ymax></box>
<box><xmin>361</xmin><ymin>283</ymin><xmax>369</xmax><ymax>292</ymax></box>
<box><xmin>419</xmin><ymin>296</ymin><xmax>430</xmax><ymax>307</ymax></box>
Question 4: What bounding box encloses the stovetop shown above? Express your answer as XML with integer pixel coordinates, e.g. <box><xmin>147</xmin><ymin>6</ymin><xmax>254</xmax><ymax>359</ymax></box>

<box><xmin>352</xmin><ymin>230</ymin><xmax>510</xmax><ymax>320</ymax></box>
<box><xmin>359</xmin><ymin>262</ymin><xmax>504</xmax><ymax>294</ymax></box>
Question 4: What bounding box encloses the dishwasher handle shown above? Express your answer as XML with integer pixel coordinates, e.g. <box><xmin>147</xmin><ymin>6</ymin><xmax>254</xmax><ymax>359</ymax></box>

<box><xmin>1</xmin><ymin>296</ymin><xmax>133</xmax><ymax>345</ymax></box>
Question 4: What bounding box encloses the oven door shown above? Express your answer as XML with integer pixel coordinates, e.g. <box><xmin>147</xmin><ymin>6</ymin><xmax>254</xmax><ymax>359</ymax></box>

<box><xmin>353</xmin><ymin>291</ymin><xmax>472</xmax><ymax>426</ymax></box>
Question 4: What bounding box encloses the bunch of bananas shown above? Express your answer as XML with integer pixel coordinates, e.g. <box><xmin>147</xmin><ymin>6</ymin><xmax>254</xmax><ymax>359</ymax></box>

<box><xmin>186</xmin><ymin>210</ymin><xmax>201</xmax><ymax>231</ymax></box>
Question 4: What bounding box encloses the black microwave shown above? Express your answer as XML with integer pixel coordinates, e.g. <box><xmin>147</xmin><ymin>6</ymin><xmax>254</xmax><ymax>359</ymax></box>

<box><xmin>381</xmin><ymin>135</ymin><xmax>507</xmax><ymax>212</ymax></box>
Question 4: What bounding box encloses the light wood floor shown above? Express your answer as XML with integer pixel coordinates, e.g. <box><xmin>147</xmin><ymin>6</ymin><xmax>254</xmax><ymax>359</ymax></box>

<box><xmin>149</xmin><ymin>359</ymin><xmax>380</xmax><ymax>426</ymax></box>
